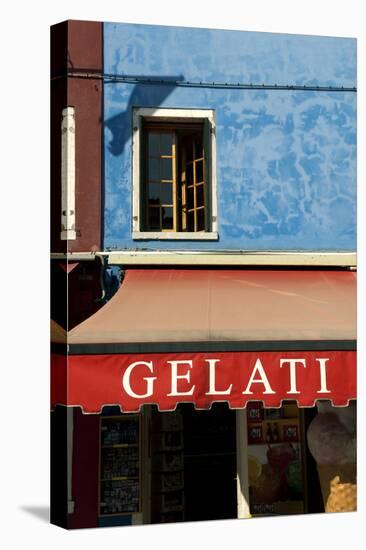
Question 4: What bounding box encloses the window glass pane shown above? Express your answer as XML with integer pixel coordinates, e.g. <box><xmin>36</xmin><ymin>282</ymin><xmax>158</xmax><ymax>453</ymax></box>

<box><xmin>187</xmin><ymin>210</ymin><xmax>194</xmax><ymax>232</ymax></box>
<box><xmin>148</xmin><ymin>158</ymin><xmax>160</xmax><ymax>180</ymax></box>
<box><xmin>161</xmin><ymin>183</ymin><xmax>173</xmax><ymax>205</ymax></box>
<box><xmin>197</xmin><ymin>208</ymin><xmax>205</xmax><ymax>231</ymax></box>
<box><xmin>196</xmin><ymin>183</ymin><xmax>204</xmax><ymax>207</ymax></box>
<box><xmin>161</xmin><ymin>158</ymin><xmax>173</xmax><ymax>180</ymax></box>
<box><xmin>186</xmin><ymin>163</ymin><xmax>193</xmax><ymax>185</ymax></box>
<box><xmin>186</xmin><ymin>140</ymin><xmax>193</xmax><ymax>163</ymax></box>
<box><xmin>162</xmin><ymin>207</ymin><xmax>174</xmax><ymax>230</ymax></box>
<box><xmin>161</xmin><ymin>133</ymin><xmax>173</xmax><ymax>156</ymax></box>
<box><xmin>187</xmin><ymin>186</ymin><xmax>194</xmax><ymax>209</ymax></box>
<box><xmin>148</xmin><ymin>132</ymin><xmax>160</xmax><ymax>156</ymax></box>
<box><xmin>194</xmin><ymin>134</ymin><xmax>203</xmax><ymax>158</ymax></box>
<box><xmin>148</xmin><ymin>207</ymin><xmax>160</xmax><ymax>230</ymax></box>
<box><xmin>196</xmin><ymin>159</ymin><xmax>204</xmax><ymax>183</ymax></box>
<box><xmin>148</xmin><ymin>183</ymin><xmax>161</xmax><ymax>205</ymax></box>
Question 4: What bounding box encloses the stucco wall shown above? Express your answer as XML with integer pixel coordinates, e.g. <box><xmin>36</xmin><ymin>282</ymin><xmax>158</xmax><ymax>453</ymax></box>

<box><xmin>103</xmin><ymin>23</ymin><xmax>356</xmax><ymax>251</ymax></box>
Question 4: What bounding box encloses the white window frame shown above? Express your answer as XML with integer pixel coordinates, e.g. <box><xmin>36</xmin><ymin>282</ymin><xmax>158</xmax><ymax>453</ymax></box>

<box><xmin>132</xmin><ymin>108</ymin><xmax>218</xmax><ymax>240</ymax></box>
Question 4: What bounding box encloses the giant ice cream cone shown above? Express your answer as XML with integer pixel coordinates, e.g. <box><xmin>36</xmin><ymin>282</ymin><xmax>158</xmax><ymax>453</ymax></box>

<box><xmin>317</xmin><ymin>463</ymin><xmax>356</xmax><ymax>507</ymax></box>
<box><xmin>325</xmin><ymin>476</ymin><xmax>356</xmax><ymax>513</ymax></box>
<box><xmin>307</xmin><ymin>402</ymin><xmax>356</xmax><ymax>512</ymax></box>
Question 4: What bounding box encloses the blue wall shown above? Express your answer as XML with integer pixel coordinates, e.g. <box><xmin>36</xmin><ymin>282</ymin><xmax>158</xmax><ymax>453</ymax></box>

<box><xmin>103</xmin><ymin>23</ymin><xmax>356</xmax><ymax>251</ymax></box>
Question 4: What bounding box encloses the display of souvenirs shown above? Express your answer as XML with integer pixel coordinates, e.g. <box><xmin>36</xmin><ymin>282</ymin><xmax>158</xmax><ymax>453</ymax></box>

<box><xmin>152</xmin><ymin>411</ymin><xmax>183</xmax><ymax>432</ymax></box>
<box><xmin>100</xmin><ymin>479</ymin><xmax>139</xmax><ymax>514</ymax></box>
<box><xmin>99</xmin><ymin>416</ymin><xmax>141</xmax><ymax>516</ymax></box>
<box><xmin>285</xmin><ymin>461</ymin><xmax>303</xmax><ymax>499</ymax></box>
<box><xmin>247</xmin><ymin>402</ymin><xmax>263</xmax><ymax>423</ymax></box>
<box><xmin>248</xmin><ymin>424</ymin><xmax>263</xmax><ymax>444</ymax></box>
<box><xmin>271</xmin><ymin>423</ymin><xmax>280</xmax><ymax>442</ymax></box>
<box><xmin>160</xmin><ymin>490</ymin><xmax>184</xmax><ymax>512</ymax></box>
<box><xmin>152</xmin><ymin>450</ymin><xmax>184</xmax><ymax>472</ymax></box>
<box><xmin>264</xmin><ymin>408</ymin><xmax>282</xmax><ymax>420</ymax></box>
<box><xmin>152</xmin><ymin>430</ymin><xmax>184</xmax><ymax>450</ymax></box>
<box><xmin>151</xmin><ymin>409</ymin><xmax>185</xmax><ymax>522</ymax></box>
<box><xmin>153</xmin><ymin>471</ymin><xmax>184</xmax><ymax>492</ymax></box>
<box><xmin>265</xmin><ymin>424</ymin><xmax>273</xmax><ymax>443</ymax></box>
<box><xmin>283</xmin><ymin>424</ymin><xmax>299</xmax><ymax>442</ymax></box>
<box><xmin>248</xmin><ymin>443</ymin><xmax>304</xmax><ymax>514</ymax></box>
<box><xmin>282</xmin><ymin>404</ymin><xmax>299</xmax><ymax>418</ymax></box>
<box><xmin>267</xmin><ymin>443</ymin><xmax>297</xmax><ymax>472</ymax></box>
<box><xmin>249</xmin><ymin>416</ymin><xmax>299</xmax><ymax>445</ymax></box>
<box><xmin>101</xmin><ymin>447</ymin><xmax>139</xmax><ymax>479</ymax></box>
<box><xmin>246</xmin><ymin>402</ymin><xmax>305</xmax><ymax>516</ymax></box>
<box><xmin>101</xmin><ymin>419</ymin><xmax>139</xmax><ymax>445</ymax></box>
<box><xmin>263</xmin><ymin>422</ymin><xmax>281</xmax><ymax>443</ymax></box>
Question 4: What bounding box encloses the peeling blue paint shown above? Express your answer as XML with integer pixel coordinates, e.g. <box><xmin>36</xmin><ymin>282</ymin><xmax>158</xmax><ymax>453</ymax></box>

<box><xmin>103</xmin><ymin>22</ymin><xmax>356</xmax><ymax>251</ymax></box>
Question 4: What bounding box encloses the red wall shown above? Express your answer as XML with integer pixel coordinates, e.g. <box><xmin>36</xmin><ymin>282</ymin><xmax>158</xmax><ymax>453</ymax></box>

<box><xmin>68</xmin><ymin>408</ymin><xmax>100</xmax><ymax>529</ymax></box>
<box><xmin>51</xmin><ymin>20</ymin><xmax>102</xmax><ymax>253</ymax></box>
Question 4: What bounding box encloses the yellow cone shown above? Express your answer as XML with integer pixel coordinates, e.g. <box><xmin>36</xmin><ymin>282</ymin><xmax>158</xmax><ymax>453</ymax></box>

<box><xmin>325</xmin><ymin>476</ymin><xmax>357</xmax><ymax>512</ymax></box>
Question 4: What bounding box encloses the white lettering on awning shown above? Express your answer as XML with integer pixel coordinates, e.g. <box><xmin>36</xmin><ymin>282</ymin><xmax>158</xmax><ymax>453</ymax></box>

<box><xmin>242</xmin><ymin>358</ymin><xmax>276</xmax><ymax>395</ymax></box>
<box><xmin>205</xmin><ymin>359</ymin><xmax>233</xmax><ymax>395</ymax></box>
<box><xmin>280</xmin><ymin>358</ymin><xmax>306</xmax><ymax>394</ymax></box>
<box><xmin>316</xmin><ymin>358</ymin><xmax>331</xmax><ymax>393</ymax></box>
<box><xmin>122</xmin><ymin>361</ymin><xmax>156</xmax><ymax>398</ymax></box>
<box><xmin>167</xmin><ymin>360</ymin><xmax>195</xmax><ymax>396</ymax></box>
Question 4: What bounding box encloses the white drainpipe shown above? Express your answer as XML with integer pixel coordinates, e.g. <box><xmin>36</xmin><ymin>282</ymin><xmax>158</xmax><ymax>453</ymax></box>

<box><xmin>61</xmin><ymin>106</ymin><xmax>76</xmax><ymax>241</ymax></box>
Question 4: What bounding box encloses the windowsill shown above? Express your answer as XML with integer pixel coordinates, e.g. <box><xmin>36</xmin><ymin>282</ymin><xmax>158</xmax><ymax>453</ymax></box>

<box><xmin>132</xmin><ymin>231</ymin><xmax>219</xmax><ymax>241</ymax></box>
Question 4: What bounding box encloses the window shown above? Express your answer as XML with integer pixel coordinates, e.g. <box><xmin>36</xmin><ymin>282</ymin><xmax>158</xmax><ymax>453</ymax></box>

<box><xmin>132</xmin><ymin>109</ymin><xmax>217</xmax><ymax>240</ymax></box>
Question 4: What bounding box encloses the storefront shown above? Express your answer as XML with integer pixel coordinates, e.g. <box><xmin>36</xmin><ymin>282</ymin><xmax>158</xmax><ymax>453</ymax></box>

<box><xmin>51</xmin><ymin>268</ymin><xmax>356</xmax><ymax>528</ymax></box>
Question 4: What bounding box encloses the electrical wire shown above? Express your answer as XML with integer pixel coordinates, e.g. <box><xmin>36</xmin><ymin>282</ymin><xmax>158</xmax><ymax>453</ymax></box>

<box><xmin>51</xmin><ymin>71</ymin><xmax>356</xmax><ymax>93</ymax></box>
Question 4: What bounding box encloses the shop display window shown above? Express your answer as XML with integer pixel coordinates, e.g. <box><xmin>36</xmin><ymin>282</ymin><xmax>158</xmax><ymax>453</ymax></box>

<box><xmin>246</xmin><ymin>402</ymin><xmax>305</xmax><ymax>516</ymax></box>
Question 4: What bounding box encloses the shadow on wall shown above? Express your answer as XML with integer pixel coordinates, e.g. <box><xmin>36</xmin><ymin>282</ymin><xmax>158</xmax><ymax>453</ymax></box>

<box><xmin>103</xmin><ymin>75</ymin><xmax>184</xmax><ymax>156</ymax></box>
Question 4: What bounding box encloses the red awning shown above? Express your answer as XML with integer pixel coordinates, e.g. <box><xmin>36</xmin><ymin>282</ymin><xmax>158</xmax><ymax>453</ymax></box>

<box><xmin>51</xmin><ymin>269</ymin><xmax>356</xmax><ymax>412</ymax></box>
